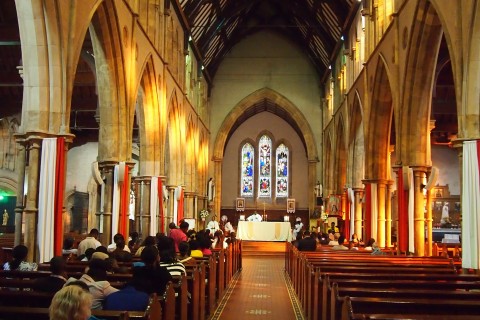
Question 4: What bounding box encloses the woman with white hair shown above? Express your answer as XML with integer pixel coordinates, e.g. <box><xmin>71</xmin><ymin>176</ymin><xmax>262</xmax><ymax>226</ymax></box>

<box><xmin>221</xmin><ymin>215</ymin><xmax>235</xmax><ymax>234</ymax></box>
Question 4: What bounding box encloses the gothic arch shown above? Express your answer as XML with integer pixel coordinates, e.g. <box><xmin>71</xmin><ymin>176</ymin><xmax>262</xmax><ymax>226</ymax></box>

<box><xmin>166</xmin><ymin>90</ymin><xmax>183</xmax><ymax>184</ymax></box>
<box><xmin>348</xmin><ymin>92</ymin><xmax>365</xmax><ymax>188</ymax></box>
<box><xmin>136</xmin><ymin>55</ymin><xmax>161</xmax><ymax>176</ymax></box>
<box><xmin>89</xmin><ymin>2</ymin><xmax>129</xmax><ymax>161</ymax></box>
<box><xmin>365</xmin><ymin>55</ymin><xmax>393</xmax><ymax>180</ymax></box>
<box><xmin>185</xmin><ymin>117</ymin><xmax>196</xmax><ymax>191</ymax></box>
<box><xmin>399</xmin><ymin>0</ymin><xmax>443</xmax><ymax>165</ymax></box>
<box><xmin>335</xmin><ymin>116</ymin><xmax>347</xmax><ymax>193</ymax></box>
<box><xmin>213</xmin><ymin>88</ymin><xmax>318</xmax><ymax>161</ymax></box>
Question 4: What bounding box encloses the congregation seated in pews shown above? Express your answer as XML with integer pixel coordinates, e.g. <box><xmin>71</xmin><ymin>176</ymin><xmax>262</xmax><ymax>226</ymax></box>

<box><xmin>0</xmin><ymin>221</ymin><xmax>242</xmax><ymax>320</ymax></box>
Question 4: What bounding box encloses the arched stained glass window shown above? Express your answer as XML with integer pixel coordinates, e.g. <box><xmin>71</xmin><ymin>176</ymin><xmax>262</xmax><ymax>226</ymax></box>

<box><xmin>276</xmin><ymin>144</ymin><xmax>289</xmax><ymax>197</ymax></box>
<box><xmin>240</xmin><ymin>143</ymin><xmax>254</xmax><ymax>197</ymax></box>
<box><xmin>258</xmin><ymin>135</ymin><xmax>272</xmax><ymax>197</ymax></box>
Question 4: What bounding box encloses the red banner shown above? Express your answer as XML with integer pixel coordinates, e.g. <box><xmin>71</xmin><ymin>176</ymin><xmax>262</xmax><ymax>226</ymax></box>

<box><xmin>53</xmin><ymin>138</ymin><xmax>65</xmax><ymax>256</ymax></box>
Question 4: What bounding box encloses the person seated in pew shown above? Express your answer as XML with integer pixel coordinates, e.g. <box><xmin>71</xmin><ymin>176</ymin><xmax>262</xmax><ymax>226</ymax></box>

<box><xmin>107</xmin><ymin>233</ymin><xmax>131</xmax><ymax>253</ymax></box>
<box><xmin>78</xmin><ymin>247</ymin><xmax>95</xmax><ymax>262</ymax></box>
<box><xmin>62</xmin><ymin>237</ymin><xmax>78</xmax><ymax>256</ymax></box>
<box><xmin>133</xmin><ymin>245</ymin><xmax>172</xmax><ymax>295</ymax></box>
<box><xmin>297</xmin><ymin>231</ymin><xmax>317</xmax><ymax>251</ymax></box>
<box><xmin>212</xmin><ymin>230</ymin><xmax>228</xmax><ymax>249</ymax></box>
<box><xmin>103</xmin><ymin>270</ymin><xmax>149</xmax><ymax>312</ymax></box>
<box><xmin>197</xmin><ymin>230</ymin><xmax>213</xmax><ymax>256</ymax></box>
<box><xmin>3</xmin><ymin>244</ymin><xmax>38</xmax><ymax>271</ymax></box>
<box><xmin>33</xmin><ymin>256</ymin><xmax>67</xmax><ymax>293</ymax></box>
<box><xmin>111</xmin><ymin>238</ymin><xmax>133</xmax><ymax>263</ymax></box>
<box><xmin>134</xmin><ymin>235</ymin><xmax>156</xmax><ymax>257</ymax></box>
<box><xmin>65</xmin><ymin>258</ymin><xmax>119</xmax><ymax>310</ymax></box>
<box><xmin>49</xmin><ymin>284</ymin><xmax>93</xmax><ymax>320</ymax></box>
<box><xmin>128</xmin><ymin>231</ymin><xmax>141</xmax><ymax>253</ymax></box>
<box><xmin>226</xmin><ymin>231</ymin><xmax>237</xmax><ymax>245</ymax></box>
<box><xmin>158</xmin><ymin>236</ymin><xmax>187</xmax><ymax>277</ymax></box>
<box><xmin>189</xmin><ymin>239</ymin><xmax>204</xmax><ymax>258</ymax></box>
<box><xmin>77</xmin><ymin>229</ymin><xmax>102</xmax><ymax>256</ymax></box>
<box><xmin>332</xmin><ymin>235</ymin><xmax>349</xmax><ymax>250</ymax></box>
<box><xmin>328</xmin><ymin>232</ymin><xmax>339</xmax><ymax>246</ymax></box>
<box><xmin>364</xmin><ymin>238</ymin><xmax>376</xmax><ymax>251</ymax></box>
<box><xmin>177</xmin><ymin>241</ymin><xmax>197</xmax><ymax>265</ymax></box>
<box><xmin>351</xmin><ymin>233</ymin><xmax>359</xmax><ymax>244</ymax></box>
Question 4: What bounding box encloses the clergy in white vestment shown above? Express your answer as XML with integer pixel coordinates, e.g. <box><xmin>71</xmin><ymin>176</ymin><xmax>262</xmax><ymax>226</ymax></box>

<box><xmin>247</xmin><ymin>212</ymin><xmax>263</xmax><ymax>222</ymax></box>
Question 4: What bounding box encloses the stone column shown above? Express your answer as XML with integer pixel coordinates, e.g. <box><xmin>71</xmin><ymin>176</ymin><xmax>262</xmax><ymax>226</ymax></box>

<box><xmin>412</xmin><ymin>166</ymin><xmax>427</xmax><ymax>256</ymax></box>
<box><xmin>213</xmin><ymin>157</ymin><xmax>222</xmax><ymax>215</ymax></box>
<box><xmin>353</xmin><ymin>188</ymin><xmax>364</xmax><ymax>240</ymax></box>
<box><xmin>132</xmin><ymin>176</ymin><xmax>151</xmax><ymax>238</ymax></box>
<box><xmin>24</xmin><ymin>136</ymin><xmax>42</xmax><ymax>262</ymax></box>
<box><xmin>98</xmin><ymin>161</ymin><xmax>117</xmax><ymax>245</ymax></box>
<box><xmin>425</xmin><ymin>182</ymin><xmax>433</xmax><ymax>256</ymax></box>
<box><xmin>184</xmin><ymin>191</ymin><xmax>195</xmax><ymax>219</ymax></box>
<box><xmin>308</xmin><ymin>160</ymin><xmax>317</xmax><ymax>218</ymax></box>
<box><xmin>385</xmin><ymin>181</ymin><xmax>394</xmax><ymax>247</ymax></box>
<box><xmin>124</xmin><ymin>162</ymin><xmax>136</xmax><ymax>238</ymax></box>
<box><xmin>13</xmin><ymin>135</ymin><xmax>26</xmax><ymax>246</ymax></box>
<box><xmin>376</xmin><ymin>180</ymin><xmax>387</xmax><ymax>248</ymax></box>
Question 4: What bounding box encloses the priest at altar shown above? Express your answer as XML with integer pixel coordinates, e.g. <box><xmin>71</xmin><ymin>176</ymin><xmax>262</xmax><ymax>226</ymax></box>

<box><xmin>247</xmin><ymin>212</ymin><xmax>263</xmax><ymax>222</ymax></box>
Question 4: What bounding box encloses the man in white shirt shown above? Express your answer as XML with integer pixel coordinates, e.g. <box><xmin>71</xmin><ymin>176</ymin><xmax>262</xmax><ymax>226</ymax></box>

<box><xmin>77</xmin><ymin>228</ymin><xmax>102</xmax><ymax>256</ymax></box>
<box><xmin>247</xmin><ymin>212</ymin><xmax>262</xmax><ymax>222</ymax></box>
<box><xmin>207</xmin><ymin>214</ymin><xmax>220</xmax><ymax>233</ymax></box>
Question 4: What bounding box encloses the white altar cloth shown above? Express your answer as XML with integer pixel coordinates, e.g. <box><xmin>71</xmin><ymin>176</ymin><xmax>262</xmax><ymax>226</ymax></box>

<box><xmin>237</xmin><ymin>221</ymin><xmax>292</xmax><ymax>241</ymax></box>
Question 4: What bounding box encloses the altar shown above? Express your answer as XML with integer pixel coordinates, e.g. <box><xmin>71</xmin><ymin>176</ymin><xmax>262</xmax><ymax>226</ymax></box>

<box><xmin>237</xmin><ymin>221</ymin><xmax>292</xmax><ymax>242</ymax></box>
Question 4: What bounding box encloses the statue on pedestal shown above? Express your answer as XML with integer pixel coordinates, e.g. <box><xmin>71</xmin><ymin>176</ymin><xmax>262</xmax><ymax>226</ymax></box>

<box><xmin>2</xmin><ymin>209</ymin><xmax>8</xmax><ymax>226</ymax></box>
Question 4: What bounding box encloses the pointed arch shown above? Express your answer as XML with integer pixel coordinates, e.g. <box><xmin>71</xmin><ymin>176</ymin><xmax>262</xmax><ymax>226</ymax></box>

<box><xmin>136</xmin><ymin>55</ymin><xmax>161</xmax><ymax>175</ymax></box>
<box><xmin>348</xmin><ymin>92</ymin><xmax>365</xmax><ymax>187</ymax></box>
<box><xmin>213</xmin><ymin>87</ymin><xmax>317</xmax><ymax>161</ymax></box>
<box><xmin>399</xmin><ymin>0</ymin><xmax>443</xmax><ymax>165</ymax></box>
<box><xmin>166</xmin><ymin>90</ymin><xmax>183</xmax><ymax>184</ymax></box>
<box><xmin>335</xmin><ymin>116</ymin><xmax>347</xmax><ymax>192</ymax></box>
<box><xmin>365</xmin><ymin>56</ymin><xmax>393</xmax><ymax>179</ymax></box>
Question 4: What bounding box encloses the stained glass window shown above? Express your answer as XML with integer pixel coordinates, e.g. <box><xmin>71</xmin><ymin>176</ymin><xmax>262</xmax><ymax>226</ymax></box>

<box><xmin>258</xmin><ymin>135</ymin><xmax>271</xmax><ymax>197</ymax></box>
<box><xmin>240</xmin><ymin>143</ymin><xmax>254</xmax><ymax>197</ymax></box>
<box><xmin>276</xmin><ymin>144</ymin><xmax>289</xmax><ymax>197</ymax></box>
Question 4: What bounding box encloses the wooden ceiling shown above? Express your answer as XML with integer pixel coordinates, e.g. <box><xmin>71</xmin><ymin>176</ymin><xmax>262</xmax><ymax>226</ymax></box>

<box><xmin>179</xmin><ymin>0</ymin><xmax>358</xmax><ymax>79</ymax></box>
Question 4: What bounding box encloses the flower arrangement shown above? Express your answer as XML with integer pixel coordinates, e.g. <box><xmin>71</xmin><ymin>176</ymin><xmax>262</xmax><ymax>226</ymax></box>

<box><xmin>199</xmin><ymin>209</ymin><xmax>209</xmax><ymax>219</ymax></box>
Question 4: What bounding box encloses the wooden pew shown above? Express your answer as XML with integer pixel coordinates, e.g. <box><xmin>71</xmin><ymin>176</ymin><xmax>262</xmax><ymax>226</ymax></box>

<box><xmin>341</xmin><ymin>296</ymin><xmax>480</xmax><ymax>320</ymax></box>
<box><xmin>331</xmin><ymin>282</ymin><xmax>480</xmax><ymax>320</ymax></box>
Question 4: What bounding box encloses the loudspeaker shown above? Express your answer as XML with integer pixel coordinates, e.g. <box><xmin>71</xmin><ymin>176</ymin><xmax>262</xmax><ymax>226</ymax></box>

<box><xmin>316</xmin><ymin>197</ymin><xmax>323</xmax><ymax>206</ymax></box>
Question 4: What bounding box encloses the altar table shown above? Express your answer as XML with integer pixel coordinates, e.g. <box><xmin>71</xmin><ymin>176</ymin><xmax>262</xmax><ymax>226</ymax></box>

<box><xmin>237</xmin><ymin>221</ymin><xmax>292</xmax><ymax>241</ymax></box>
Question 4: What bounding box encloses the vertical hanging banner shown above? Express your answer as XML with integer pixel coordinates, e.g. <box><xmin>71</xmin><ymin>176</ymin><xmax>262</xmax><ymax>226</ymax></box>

<box><xmin>54</xmin><ymin>138</ymin><xmax>65</xmax><ymax>256</ymax></box>
<box><xmin>364</xmin><ymin>183</ymin><xmax>371</xmax><ymax>241</ymax></box>
<box><xmin>118</xmin><ymin>162</ymin><xmax>129</xmax><ymax>238</ymax></box>
<box><xmin>150</xmin><ymin>177</ymin><xmax>159</xmax><ymax>236</ymax></box>
<box><xmin>397</xmin><ymin>167</ymin><xmax>408</xmax><ymax>252</ymax></box>
<box><xmin>158</xmin><ymin>178</ymin><xmax>164</xmax><ymax>233</ymax></box>
<box><xmin>462</xmin><ymin>141</ymin><xmax>480</xmax><ymax>269</ymax></box>
<box><xmin>38</xmin><ymin>138</ymin><xmax>57</xmax><ymax>263</ymax></box>
<box><xmin>177</xmin><ymin>186</ymin><xmax>184</xmax><ymax>224</ymax></box>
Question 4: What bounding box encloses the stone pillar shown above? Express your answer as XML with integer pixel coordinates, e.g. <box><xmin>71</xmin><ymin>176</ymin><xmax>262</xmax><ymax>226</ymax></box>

<box><xmin>132</xmin><ymin>176</ymin><xmax>151</xmax><ymax>238</ymax></box>
<box><xmin>98</xmin><ymin>161</ymin><xmax>117</xmax><ymax>245</ymax></box>
<box><xmin>213</xmin><ymin>157</ymin><xmax>222</xmax><ymax>215</ymax></box>
<box><xmin>184</xmin><ymin>191</ymin><xmax>195</xmax><ymax>219</ymax></box>
<box><xmin>385</xmin><ymin>181</ymin><xmax>394</xmax><ymax>247</ymax></box>
<box><xmin>425</xmin><ymin>182</ymin><xmax>433</xmax><ymax>256</ymax></box>
<box><xmin>353</xmin><ymin>188</ymin><xmax>364</xmax><ymax>240</ymax></box>
<box><xmin>412</xmin><ymin>166</ymin><xmax>427</xmax><ymax>256</ymax></box>
<box><xmin>24</xmin><ymin>136</ymin><xmax>42</xmax><ymax>262</ymax></box>
<box><xmin>124</xmin><ymin>162</ymin><xmax>136</xmax><ymax>238</ymax></box>
<box><xmin>13</xmin><ymin>136</ymin><xmax>26</xmax><ymax>246</ymax></box>
<box><xmin>308</xmin><ymin>160</ymin><xmax>317</xmax><ymax>218</ymax></box>
<box><xmin>376</xmin><ymin>180</ymin><xmax>387</xmax><ymax>248</ymax></box>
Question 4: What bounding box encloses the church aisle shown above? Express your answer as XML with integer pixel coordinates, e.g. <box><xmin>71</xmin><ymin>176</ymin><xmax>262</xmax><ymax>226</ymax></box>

<box><xmin>212</xmin><ymin>256</ymin><xmax>304</xmax><ymax>320</ymax></box>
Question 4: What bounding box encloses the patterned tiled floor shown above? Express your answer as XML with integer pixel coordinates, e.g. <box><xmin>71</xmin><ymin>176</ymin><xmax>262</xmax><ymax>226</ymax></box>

<box><xmin>212</xmin><ymin>256</ymin><xmax>304</xmax><ymax>320</ymax></box>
